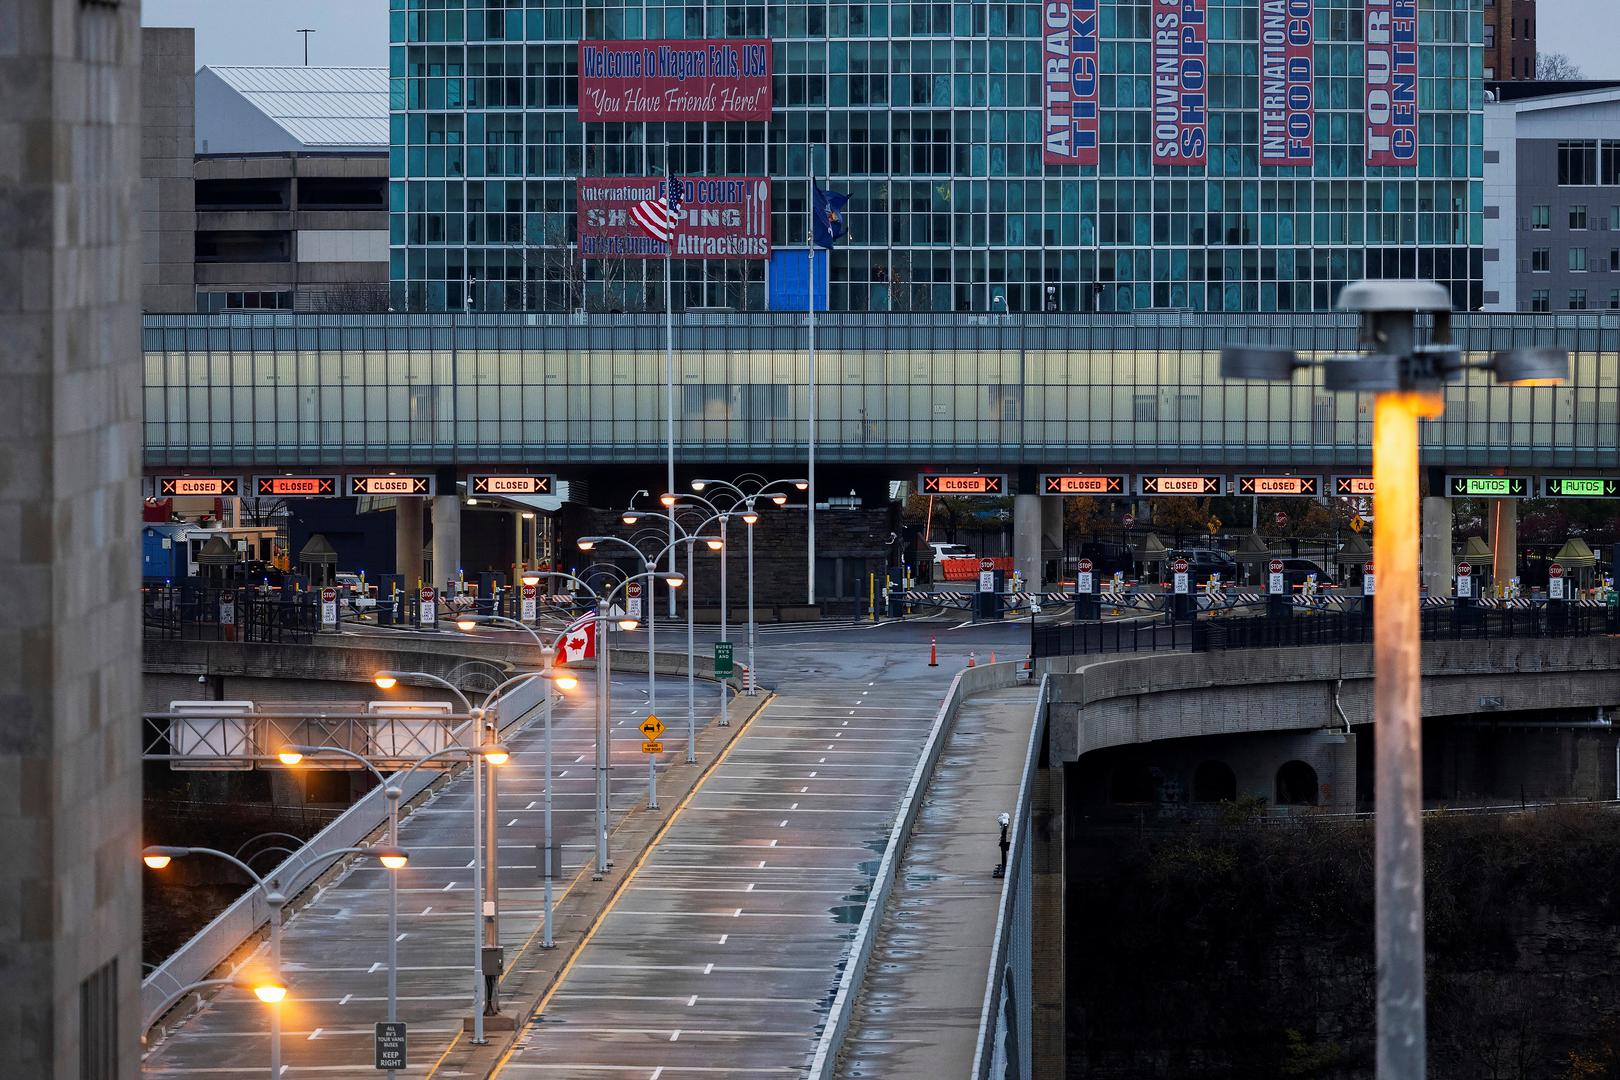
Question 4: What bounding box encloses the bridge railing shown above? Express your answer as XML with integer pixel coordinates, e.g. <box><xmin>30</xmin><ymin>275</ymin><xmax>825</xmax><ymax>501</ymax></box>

<box><xmin>971</xmin><ymin>673</ymin><xmax>1047</xmax><ymax>1080</ymax></box>
<box><xmin>1033</xmin><ymin>606</ymin><xmax>1620</xmax><ymax>659</ymax></box>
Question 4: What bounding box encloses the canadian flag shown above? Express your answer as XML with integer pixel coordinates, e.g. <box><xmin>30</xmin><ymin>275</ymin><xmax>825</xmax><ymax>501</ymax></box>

<box><xmin>558</xmin><ymin>614</ymin><xmax>595</xmax><ymax>664</ymax></box>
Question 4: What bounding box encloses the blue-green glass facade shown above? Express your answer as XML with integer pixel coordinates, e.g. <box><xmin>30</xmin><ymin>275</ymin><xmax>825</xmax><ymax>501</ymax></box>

<box><xmin>389</xmin><ymin>0</ymin><xmax>1483</xmax><ymax>314</ymax></box>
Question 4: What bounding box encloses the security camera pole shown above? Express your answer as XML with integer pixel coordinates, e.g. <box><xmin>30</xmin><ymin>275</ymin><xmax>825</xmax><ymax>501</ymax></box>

<box><xmin>1220</xmin><ymin>281</ymin><xmax>1566</xmax><ymax>1080</ymax></box>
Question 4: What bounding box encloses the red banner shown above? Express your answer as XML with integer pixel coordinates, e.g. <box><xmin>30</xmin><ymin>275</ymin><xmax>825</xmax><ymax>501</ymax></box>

<box><xmin>578</xmin><ymin>39</ymin><xmax>771</xmax><ymax>122</ymax></box>
<box><xmin>1259</xmin><ymin>0</ymin><xmax>1314</xmax><ymax>165</ymax></box>
<box><xmin>1364</xmin><ymin>0</ymin><xmax>1417</xmax><ymax>166</ymax></box>
<box><xmin>1042</xmin><ymin>0</ymin><xmax>1100</xmax><ymax>166</ymax></box>
<box><xmin>1150</xmin><ymin>0</ymin><xmax>1208</xmax><ymax>167</ymax></box>
<box><xmin>577</xmin><ymin>177</ymin><xmax>771</xmax><ymax>260</ymax></box>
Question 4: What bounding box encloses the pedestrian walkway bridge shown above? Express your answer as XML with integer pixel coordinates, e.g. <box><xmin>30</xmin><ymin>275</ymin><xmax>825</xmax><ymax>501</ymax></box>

<box><xmin>142</xmin><ymin>311</ymin><xmax>1619</xmax><ymax>470</ymax></box>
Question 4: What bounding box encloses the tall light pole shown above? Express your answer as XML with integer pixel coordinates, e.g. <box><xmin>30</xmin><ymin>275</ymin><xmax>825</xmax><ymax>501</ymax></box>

<box><xmin>372</xmin><ymin>669</ymin><xmax>532</xmax><ymax>1039</ymax></box>
<box><xmin>451</xmin><ymin>615</ymin><xmax>580</xmax><ymax>950</ymax></box>
<box><xmin>1219</xmin><ymin>280</ymin><xmax>1567</xmax><ymax>1080</ymax></box>
<box><xmin>143</xmin><ymin>843</ymin><xmax>407</xmax><ymax>1077</ymax></box>
<box><xmin>689</xmin><ymin>476</ymin><xmax>807</xmax><ymax>693</ymax></box>
<box><xmin>619</xmin><ymin>506</ymin><xmax>727</xmax><ymax>761</ymax></box>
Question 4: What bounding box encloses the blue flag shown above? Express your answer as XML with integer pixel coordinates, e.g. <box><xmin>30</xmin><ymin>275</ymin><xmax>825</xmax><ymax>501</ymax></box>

<box><xmin>812</xmin><ymin>183</ymin><xmax>851</xmax><ymax>249</ymax></box>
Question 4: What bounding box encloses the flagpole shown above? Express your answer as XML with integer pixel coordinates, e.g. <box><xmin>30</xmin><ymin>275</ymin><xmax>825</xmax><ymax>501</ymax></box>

<box><xmin>665</xmin><ymin>176</ymin><xmax>677</xmax><ymax>618</ymax></box>
<box><xmin>807</xmin><ymin>230</ymin><xmax>817</xmax><ymax>609</ymax></box>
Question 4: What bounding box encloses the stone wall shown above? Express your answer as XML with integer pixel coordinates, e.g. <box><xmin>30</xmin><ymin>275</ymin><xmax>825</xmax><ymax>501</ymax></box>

<box><xmin>140</xmin><ymin>26</ymin><xmax>194</xmax><ymax>313</ymax></box>
<box><xmin>0</xmin><ymin>3</ymin><xmax>146</xmax><ymax>1076</ymax></box>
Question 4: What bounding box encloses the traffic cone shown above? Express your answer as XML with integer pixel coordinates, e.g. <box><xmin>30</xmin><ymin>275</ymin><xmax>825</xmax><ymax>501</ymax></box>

<box><xmin>929</xmin><ymin>638</ymin><xmax>938</xmax><ymax>667</ymax></box>
<box><xmin>967</xmin><ymin>651</ymin><xmax>977</xmax><ymax>668</ymax></box>
<box><xmin>990</xmin><ymin>651</ymin><xmax>997</xmax><ymax>664</ymax></box>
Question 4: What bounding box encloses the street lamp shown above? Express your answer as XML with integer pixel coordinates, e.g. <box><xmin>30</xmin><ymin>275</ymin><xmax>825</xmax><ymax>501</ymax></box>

<box><xmin>1218</xmin><ymin>279</ymin><xmax>1566</xmax><ymax>1080</ymax></box>
<box><xmin>685</xmin><ymin>476</ymin><xmax>807</xmax><ymax>695</ymax></box>
<box><xmin>578</xmin><ymin>535</ymin><xmax>691</xmax><ymax>807</ymax></box>
<box><xmin>143</xmin><ymin>973</ymin><xmax>287</xmax><ymax>1037</ymax></box>
<box><xmin>142</xmin><ymin>843</ymin><xmax>408</xmax><ymax>1077</ymax></box>
<box><xmin>453</xmin><ymin>614</ymin><xmax>581</xmax><ymax>949</ymax></box>
<box><xmin>371</xmin><ymin>669</ymin><xmax>534</xmax><ymax>1039</ymax></box>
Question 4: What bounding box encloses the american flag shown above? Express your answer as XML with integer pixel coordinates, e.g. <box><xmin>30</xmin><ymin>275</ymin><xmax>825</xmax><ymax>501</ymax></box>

<box><xmin>631</xmin><ymin>172</ymin><xmax>683</xmax><ymax>244</ymax></box>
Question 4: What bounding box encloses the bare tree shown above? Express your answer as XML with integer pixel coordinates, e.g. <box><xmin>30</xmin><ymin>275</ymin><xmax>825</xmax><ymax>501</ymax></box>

<box><xmin>1537</xmin><ymin>52</ymin><xmax>1585</xmax><ymax>81</ymax></box>
<box><xmin>311</xmin><ymin>282</ymin><xmax>389</xmax><ymax>313</ymax></box>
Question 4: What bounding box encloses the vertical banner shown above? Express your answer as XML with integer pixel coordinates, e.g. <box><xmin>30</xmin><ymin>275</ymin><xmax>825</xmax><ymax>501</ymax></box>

<box><xmin>1260</xmin><ymin>0</ymin><xmax>1314</xmax><ymax>166</ymax></box>
<box><xmin>1151</xmin><ymin>0</ymin><xmax>1208</xmax><ymax>167</ymax></box>
<box><xmin>1365</xmin><ymin>0</ymin><xmax>1417</xmax><ymax>166</ymax></box>
<box><xmin>1042</xmin><ymin>0</ymin><xmax>1100</xmax><ymax>166</ymax></box>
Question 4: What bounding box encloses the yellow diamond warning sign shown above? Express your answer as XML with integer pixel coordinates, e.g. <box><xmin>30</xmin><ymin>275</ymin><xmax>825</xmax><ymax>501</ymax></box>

<box><xmin>639</xmin><ymin>715</ymin><xmax>665</xmax><ymax>741</ymax></box>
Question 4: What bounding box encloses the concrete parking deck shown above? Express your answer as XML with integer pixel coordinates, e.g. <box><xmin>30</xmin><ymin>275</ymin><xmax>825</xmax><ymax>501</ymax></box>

<box><xmin>834</xmin><ymin>681</ymin><xmax>1039</xmax><ymax>1080</ymax></box>
<box><xmin>491</xmin><ymin>644</ymin><xmax>963</xmax><ymax>1079</ymax></box>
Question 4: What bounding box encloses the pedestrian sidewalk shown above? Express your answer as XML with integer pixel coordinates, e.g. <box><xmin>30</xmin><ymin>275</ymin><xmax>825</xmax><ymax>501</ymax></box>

<box><xmin>834</xmin><ymin>682</ymin><xmax>1040</xmax><ymax>1079</ymax></box>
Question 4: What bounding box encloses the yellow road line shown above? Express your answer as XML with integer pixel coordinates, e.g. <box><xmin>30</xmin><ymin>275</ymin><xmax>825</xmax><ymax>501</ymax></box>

<box><xmin>486</xmin><ymin>693</ymin><xmax>777</xmax><ymax>1078</ymax></box>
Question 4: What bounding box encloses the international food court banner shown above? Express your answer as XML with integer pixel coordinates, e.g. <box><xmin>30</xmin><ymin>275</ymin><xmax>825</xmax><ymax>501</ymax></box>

<box><xmin>1260</xmin><ymin>0</ymin><xmax>1314</xmax><ymax>166</ymax></box>
<box><xmin>577</xmin><ymin>177</ymin><xmax>771</xmax><ymax>260</ymax></box>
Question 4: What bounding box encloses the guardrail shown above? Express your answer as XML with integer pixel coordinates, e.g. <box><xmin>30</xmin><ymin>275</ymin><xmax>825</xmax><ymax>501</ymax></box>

<box><xmin>139</xmin><ymin>673</ymin><xmax>547</xmax><ymax>1026</ymax></box>
<box><xmin>805</xmin><ymin>669</ymin><xmax>969</xmax><ymax>1078</ymax></box>
<box><xmin>971</xmin><ymin>674</ymin><xmax>1048</xmax><ymax>1080</ymax></box>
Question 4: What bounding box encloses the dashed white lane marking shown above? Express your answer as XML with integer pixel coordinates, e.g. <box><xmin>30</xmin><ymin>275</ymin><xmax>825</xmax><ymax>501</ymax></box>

<box><xmin>809</xmin><ymin>771</ymin><xmax>817</xmax><ymax>777</ymax></box>
<box><xmin>574</xmin><ymin>755</ymin><xmax>585</xmax><ymax>763</ymax></box>
<box><xmin>800</xmin><ymin>786</ymin><xmax>809</xmax><ymax>792</ymax></box>
<box><xmin>745</xmin><ymin>883</ymin><xmax>755</xmax><ymax>891</ymax></box>
<box><xmin>420</xmin><ymin>906</ymin><xmax>432</xmax><ymax>915</ymax></box>
<box><xmin>508</xmin><ymin>818</ymin><xmax>519</xmax><ymax>827</ymax></box>
<box><xmin>442</xmin><ymin>882</ymin><xmax>456</xmax><ymax>891</ymax></box>
<box><xmin>652</xmin><ymin>1068</ymin><xmax>665</xmax><ymax>1079</ymax></box>
<box><xmin>789</xmin><ymin>803</ymin><xmax>798</xmax><ymax>810</ymax></box>
<box><xmin>526</xmin><ymin>801</ymin><xmax>537</xmax><ymax>809</ymax></box>
<box><xmin>733</xmin><ymin>908</ymin><xmax>743</xmax><ymax>917</ymax></box>
<box><xmin>687</xmin><ymin>995</ymin><xmax>698</xmax><ymax>1007</ymax></box>
<box><xmin>368</xmin><ymin>962</ymin><xmax>382</xmax><ymax>974</ymax></box>
<box><xmin>395</xmin><ymin>933</ymin><xmax>407</xmax><ymax>942</ymax></box>
<box><xmin>769</xmin><ymin>839</ymin><xmax>778</xmax><ymax>847</ymax></box>
<box><xmin>338</xmin><ymin>994</ymin><xmax>351</xmax><ymax>1006</ymax></box>
<box><xmin>703</xmin><ymin>963</ymin><xmax>714</xmax><ymax>974</ymax></box>
<box><xmin>670</xmin><ymin>1029</ymin><xmax>682</xmax><ymax>1041</ymax></box>
<box><xmin>778</xmin><ymin>820</ymin><xmax>787</xmax><ymax>827</ymax></box>
<box><xmin>757</xmin><ymin>861</ymin><xmax>766</xmax><ymax>869</ymax></box>
<box><xmin>559</xmin><ymin>770</ymin><xmax>569</xmax><ymax>777</ymax></box>
<box><xmin>717</xmin><ymin>934</ymin><xmax>728</xmax><ymax>945</ymax></box>
<box><xmin>307</xmin><ymin>1027</ymin><xmax>322</xmax><ymax>1041</ymax></box>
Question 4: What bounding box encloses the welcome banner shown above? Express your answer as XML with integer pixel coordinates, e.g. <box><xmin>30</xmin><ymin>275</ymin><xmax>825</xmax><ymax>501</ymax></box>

<box><xmin>578</xmin><ymin>39</ymin><xmax>771</xmax><ymax>122</ymax></box>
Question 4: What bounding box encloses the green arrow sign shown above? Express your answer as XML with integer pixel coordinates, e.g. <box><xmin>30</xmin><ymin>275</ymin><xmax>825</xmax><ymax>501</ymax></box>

<box><xmin>1446</xmin><ymin>475</ymin><xmax>1528</xmax><ymax>498</ymax></box>
<box><xmin>714</xmin><ymin>641</ymin><xmax>734</xmax><ymax>678</ymax></box>
<box><xmin>1543</xmin><ymin>477</ymin><xmax>1620</xmax><ymax>498</ymax></box>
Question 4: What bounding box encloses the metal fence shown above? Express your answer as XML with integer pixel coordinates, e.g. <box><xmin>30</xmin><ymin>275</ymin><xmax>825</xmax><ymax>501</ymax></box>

<box><xmin>143</xmin><ymin>584</ymin><xmax>319</xmax><ymax>643</ymax></box>
<box><xmin>970</xmin><ymin>673</ymin><xmax>1046</xmax><ymax>1080</ymax></box>
<box><xmin>1033</xmin><ymin>605</ymin><xmax>1620</xmax><ymax>659</ymax></box>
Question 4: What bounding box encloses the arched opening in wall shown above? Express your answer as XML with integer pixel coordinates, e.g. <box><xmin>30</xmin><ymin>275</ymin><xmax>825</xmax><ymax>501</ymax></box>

<box><xmin>1192</xmin><ymin>760</ymin><xmax>1237</xmax><ymax>802</ymax></box>
<box><xmin>1109</xmin><ymin>761</ymin><xmax>1156</xmax><ymax>804</ymax></box>
<box><xmin>1276</xmin><ymin>760</ymin><xmax>1320</xmax><ymax>806</ymax></box>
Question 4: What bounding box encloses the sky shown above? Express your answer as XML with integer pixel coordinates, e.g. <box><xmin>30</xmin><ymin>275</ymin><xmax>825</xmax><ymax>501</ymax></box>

<box><xmin>145</xmin><ymin>0</ymin><xmax>1618</xmax><ymax>78</ymax></box>
<box><xmin>1539</xmin><ymin>0</ymin><xmax>1620</xmax><ymax>80</ymax></box>
<box><xmin>141</xmin><ymin>0</ymin><xmax>389</xmax><ymax>69</ymax></box>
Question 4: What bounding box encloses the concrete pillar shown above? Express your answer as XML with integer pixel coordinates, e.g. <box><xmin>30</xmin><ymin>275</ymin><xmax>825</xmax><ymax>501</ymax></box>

<box><xmin>1032</xmin><ymin>760</ymin><xmax>1066</xmax><ymax>1076</ymax></box>
<box><xmin>1014</xmin><ymin>493</ymin><xmax>1042</xmax><ymax>590</ymax></box>
<box><xmin>1490</xmin><ymin>498</ymin><xmax>1518</xmax><ymax>587</ymax></box>
<box><xmin>1</xmin><ymin>2</ymin><xmax>144</xmax><ymax>1074</ymax></box>
<box><xmin>433</xmin><ymin>494</ymin><xmax>463</xmax><ymax>592</ymax></box>
<box><xmin>1421</xmin><ymin>495</ymin><xmax>1452</xmax><ymax>596</ymax></box>
<box><xmin>396</xmin><ymin>498</ymin><xmax>425</xmax><ymax>587</ymax></box>
<box><xmin>1042</xmin><ymin>496</ymin><xmax>1065</xmax><ymax>587</ymax></box>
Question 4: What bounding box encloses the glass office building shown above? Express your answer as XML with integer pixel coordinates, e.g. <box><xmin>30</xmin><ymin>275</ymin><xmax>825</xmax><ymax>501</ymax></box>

<box><xmin>389</xmin><ymin>0</ymin><xmax>1483</xmax><ymax>314</ymax></box>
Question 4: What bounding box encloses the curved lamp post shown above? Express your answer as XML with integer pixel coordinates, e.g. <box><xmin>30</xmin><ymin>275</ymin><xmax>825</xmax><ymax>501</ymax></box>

<box><xmin>142</xmin><ymin>842</ymin><xmax>408</xmax><ymax>1076</ymax></box>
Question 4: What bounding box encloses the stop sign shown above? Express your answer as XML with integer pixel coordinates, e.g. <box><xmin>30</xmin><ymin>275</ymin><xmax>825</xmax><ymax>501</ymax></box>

<box><xmin>1550</xmin><ymin>562</ymin><xmax>1565</xmax><ymax>578</ymax></box>
<box><xmin>321</xmin><ymin>587</ymin><xmax>336</xmax><ymax>602</ymax></box>
<box><xmin>627</xmin><ymin>581</ymin><xmax>642</xmax><ymax>597</ymax></box>
<box><xmin>1172</xmin><ymin>559</ymin><xmax>1189</xmax><ymax>574</ymax></box>
<box><xmin>1457</xmin><ymin>562</ymin><xmax>1472</xmax><ymax>576</ymax></box>
<box><xmin>421</xmin><ymin>586</ymin><xmax>435</xmax><ymax>601</ymax></box>
<box><xmin>1268</xmin><ymin>559</ymin><xmax>1283</xmax><ymax>573</ymax></box>
<box><xmin>1078</xmin><ymin>558</ymin><xmax>1094</xmax><ymax>573</ymax></box>
<box><xmin>980</xmin><ymin>558</ymin><xmax>994</xmax><ymax>571</ymax></box>
<box><xmin>1274</xmin><ymin>511</ymin><xmax>1289</xmax><ymax>528</ymax></box>
<box><xmin>1123</xmin><ymin>513</ymin><xmax>1136</xmax><ymax>528</ymax></box>
<box><xmin>522</xmin><ymin>584</ymin><xmax>537</xmax><ymax>598</ymax></box>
